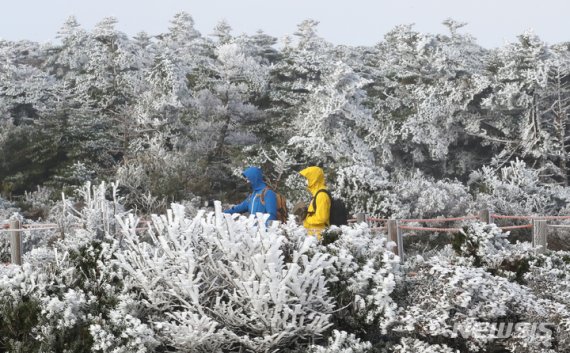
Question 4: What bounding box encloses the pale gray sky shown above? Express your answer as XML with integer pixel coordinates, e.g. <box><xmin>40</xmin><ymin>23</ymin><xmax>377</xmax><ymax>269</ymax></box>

<box><xmin>1</xmin><ymin>0</ymin><xmax>568</xmax><ymax>48</ymax></box>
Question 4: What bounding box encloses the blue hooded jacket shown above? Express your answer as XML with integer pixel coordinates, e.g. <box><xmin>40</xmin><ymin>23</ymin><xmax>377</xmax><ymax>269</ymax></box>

<box><xmin>223</xmin><ymin>167</ymin><xmax>278</xmax><ymax>221</ymax></box>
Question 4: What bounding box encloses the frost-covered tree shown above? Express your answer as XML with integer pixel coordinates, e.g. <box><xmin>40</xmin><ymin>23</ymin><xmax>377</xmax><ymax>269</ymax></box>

<box><xmin>470</xmin><ymin>158</ymin><xmax>570</xmax><ymax>215</ymax></box>
<box><xmin>0</xmin><ymin>39</ymin><xmax>58</xmax><ymax>193</ymax></box>
<box><xmin>266</xmin><ymin>20</ymin><xmax>333</xmax><ymax>145</ymax></box>
<box><xmin>538</xmin><ymin>44</ymin><xmax>570</xmax><ymax>184</ymax></box>
<box><xmin>368</xmin><ymin>21</ymin><xmax>489</xmax><ymax>176</ymax></box>
<box><xmin>478</xmin><ymin>31</ymin><xmax>569</xmax><ymax>180</ymax></box>
<box><xmin>289</xmin><ymin>61</ymin><xmax>375</xmax><ymax>165</ymax></box>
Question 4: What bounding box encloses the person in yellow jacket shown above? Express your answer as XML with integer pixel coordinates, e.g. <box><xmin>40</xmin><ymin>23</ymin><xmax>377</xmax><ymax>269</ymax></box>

<box><xmin>299</xmin><ymin>166</ymin><xmax>331</xmax><ymax>238</ymax></box>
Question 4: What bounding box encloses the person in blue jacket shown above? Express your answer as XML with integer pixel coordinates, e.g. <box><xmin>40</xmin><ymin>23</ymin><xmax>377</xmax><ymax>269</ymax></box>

<box><xmin>223</xmin><ymin>166</ymin><xmax>278</xmax><ymax>222</ymax></box>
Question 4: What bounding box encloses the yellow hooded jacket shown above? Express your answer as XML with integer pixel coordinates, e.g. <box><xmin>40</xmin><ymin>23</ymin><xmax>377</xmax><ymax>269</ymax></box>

<box><xmin>299</xmin><ymin>166</ymin><xmax>331</xmax><ymax>237</ymax></box>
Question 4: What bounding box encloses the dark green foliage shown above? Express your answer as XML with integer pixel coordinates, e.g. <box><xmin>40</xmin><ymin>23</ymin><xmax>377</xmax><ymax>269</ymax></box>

<box><xmin>451</xmin><ymin>229</ymin><xmax>468</xmax><ymax>255</ymax></box>
<box><xmin>321</xmin><ymin>228</ymin><xmax>341</xmax><ymax>245</ymax></box>
<box><xmin>0</xmin><ymin>238</ymin><xmax>122</xmax><ymax>353</ymax></box>
<box><xmin>0</xmin><ymin>296</ymin><xmax>41</xmax><ymax>352</ymax></box>
<box><xmin>68</xmin><ymin>241</ymin><xmax>122</xmax><ymax>312</ymax></box>
<box><xmin>51</xmin><ymin>324</ymin><xmax>94</xmax><ymax>353</ymax></box>
<box><xmin>0</xmin><ymin>127</ymin><xmax>64</xmax><ymax>196</ymax></box>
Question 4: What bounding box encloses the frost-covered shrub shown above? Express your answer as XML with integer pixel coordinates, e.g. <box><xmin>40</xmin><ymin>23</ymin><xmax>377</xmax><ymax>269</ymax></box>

<box><xmin>522</xmin><ymin>252</ymin><xmax>570</xmax><ymax>348</ymax></box>
<box><xmin>21</xmin><ymin>185</ymin><xmax>55</xmax><ymax>218</ymax></box>
<box><xmin>319</xmin><ymin>224</ymin><xmax>400</xmax><ymax>334</ymax></box>
<box><xmin>48</xmin><ymin>161</ymin><xmax>97</xmax><ymax>195</ymax></box>
<box><xmin>309</xmin><ymin>330</ymin><xmax>372</xmax><ymax>353</ymax></box>
<box><xmin>387</xmin><ymin>219</ymin><xmax>568</xmax><ymax>353</ymax></box>
<box><xmin>390</xmin><ymin>171</ymin><xmax>473</xmax><ymax>219</ymax></box>
<box><xmin>114</xmin><ymin>203</ymin><xmax>335</xmax><ymax>352</ymax></box>
<box><xmin>392</xmin><ymin>338</ymin><xmax>456</xmax><ymax>353</ymax></box>
<box><xmin>29</xmin><ymin>237</ymin><xmax>124</xmax><ymax>351</ymax></box>
<box><xmin>335</xmin><ymin>167</ymin><xmax>473</xmax><ymax>219</ymax></box>
<box><xmin>391</xmin><ymin>224</ymin><xmax>570</xmax><ymax>353</ymax></box>
<box><xmin>49</xmin><ymin>181</ymin><xmax>127</xmax><ymax>239</ymax></box>
<box><xmin>451</xmin><ymin>222</ymin><xmax>535</xmax><ymax>279</ymax></box>
<box><xmin>0</xmin><ymin>240</ymin><xmax>126</xmax><ymax>352</ymax></box>
<box><xmin>393</xmin><ymin>257</ymin><xmax>569</xmax><ymax>352</ymax></box>
<box><xmin>524</xmin><ymin>252</ymin><xmax>570</xmax><ymax>309</ymax></box>
<box><xmin>89</xmin><ymin>307</ymin><xmax>158</xmax><ymax>353</ymax></box>
<box><xmin>0</xmin><ymin>182</ymin><xmax>130</xmax><ymax>352</ymax></box>
<box><xmin>115</xmin><ymin>133</ymin><xmax>195</xmax><ymax>213</ymax></box>
<box><xmin>0</xmin><ymin>264</ymin><xmax>43</xmax><ymax>352</ymax></box>
<box><xmin>470</xmin><ymin>160</ymin><xmax>569</xmax><ymax>215</ymax></box>
<box><xmin>335</xmin><ymin>165</ymin><xmax>392</xmax><ymax>216</ymax></box>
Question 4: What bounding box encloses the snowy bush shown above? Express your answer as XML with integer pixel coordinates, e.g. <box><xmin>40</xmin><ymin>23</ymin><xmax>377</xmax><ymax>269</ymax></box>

<box><xmin>335</xmin><ymin>166</ymin><xmax>473</xmax><ymax>219</ymax></box>
<box><xmin>393</xmin><ymin>257</ymin><xmax>569</xmax><ymax>352</ymax></box>
<box><xmin>114</xmin><ymin>133</ymin><xmax>195</xmax><ymax>213</ymax></box>
<box><xmin>319</xmin><ymin>224</ymin><xmax>400</xmax><ymax>334</ymax></box>
<box><xmin>392</xmin><ymin>338</ymin><xmax>456</xmax><ymax>353</ymax></box>
<box><xmin>390</xmin><ymin>223</ymin><xmax>570</xmax><ymax>352</ymax></box>
<box><xmin>389</xmin><ymin>171</ymin><xmax>473</xmax><ymax>219</ymax></box>
<box><xmin>114</xmin><ymin>203</ymin><xmax>335</xmax><ymax>352</ymax></box>
<box><xmin>451</xmin><ymin>222</ymin><xmax>535</xmax><ymax>277</ymax></box>
<box><xmin>470</xmin><ymin>160</ymin><xmax>569</xmax><ymax>216</ymax></box>
<box><xmin>309</xmin><ymin>330</ymin><xmax>372</xmax><ymax>353</ymax></box>
<box><xmin>335</xmin><ymin>164</ymin><xmax>392</xmax><ymax>216</ymax></box>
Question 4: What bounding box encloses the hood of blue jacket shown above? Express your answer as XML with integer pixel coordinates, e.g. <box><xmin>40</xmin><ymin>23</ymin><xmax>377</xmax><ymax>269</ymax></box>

<box><xmin>242</xmin><ymin>167</ymin><xmax>266</xmax><ymax>191</ymax></box>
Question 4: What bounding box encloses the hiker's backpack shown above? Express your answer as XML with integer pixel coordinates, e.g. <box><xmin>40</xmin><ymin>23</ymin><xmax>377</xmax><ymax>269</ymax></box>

<box><xmin>261</xmin><ymin>187</ymin><xmax>288</xmax><ymax>223</ymax></box>
<box><xmin>312</xmin><ymin>189</ymin><xmax>349</xmax><ymax>226</ymax></box>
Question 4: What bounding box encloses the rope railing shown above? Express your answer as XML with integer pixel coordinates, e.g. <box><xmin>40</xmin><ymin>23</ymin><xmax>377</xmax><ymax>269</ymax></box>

<box><xmin>498</xmin><ymin>224</ymin><xmax>533</xmax><ymax>231</ymax></box>
<box><xmin>532</xmin><ymin>215</ymin><xmax>570</xmax><ymax>220</ymax></box>
<box><xmin>0</xmin><ymin>227</ymin><xmax>59</xmax><ymax>232</ymax></box>
<box><xmin>355</xmin><ymin>213</ymin><xmax>570</xmax><ymax>224</ymax></box>
<box><xmin>1</xmin><ymin>224</ymin><xmax>153</xmax><ymax>233</ymax></box>
<box><xmin>547</xmin><ymin>224</ymin><xmax>570</xmax><ymax>228</ymax></box>
<box><xmin>492</xmin><ymin>214</ymin><xmax>570</xmax><ymax>221</ymax></box>
<box><xmin>400</xmin><ymin>215</ymin><xmax>480</xmax><ymax>223</ymax></box>
<box><xmin>0</xmin><ymin>223</ymin><xmax>61</xmax><ymax>232</ymax></box>
<box><xmin>383</xmin><ymin>211</ymin><xmax>565</xmax><ymax>264</ymax></box>
<box><xmin>348</xmin><ymin>217</ymin><xmax>388</xmax><ymax>223</ymax></box>
<box><xmin>399</xmin><ymin>225</ymin><xmax>462</xmax><ymax>232</ymax></box>
<box><xmin>396</xmin><ymin>223</ymin><xmax>534</xmax><ymax>235</ymax></box>
<box><xmin>23</xmin><ymin>223</ymin><xmax>59</xmax><ymax>228</ymax></box>
<box><xmin>367</xmin><ymin>217</ymin><xmax>388</xmax><ymax>222</ymax></box>
<box><xmin>491</xmin><ymin>214</ymin><xmax>533</xmax><ymax>220</ymax></box>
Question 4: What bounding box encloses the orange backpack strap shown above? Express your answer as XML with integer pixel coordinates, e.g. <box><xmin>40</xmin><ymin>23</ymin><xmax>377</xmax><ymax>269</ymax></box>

<box><xmin>260</xmin><ymin>186</ymin><xmax>269</xmax><ymax>205</ymax></box>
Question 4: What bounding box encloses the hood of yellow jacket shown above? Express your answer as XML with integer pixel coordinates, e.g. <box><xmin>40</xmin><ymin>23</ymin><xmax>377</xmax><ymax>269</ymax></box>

<box><xmin>299</xmin><ymin>166</ymin><xmax>327</xmax><ymax>195</ymax></box>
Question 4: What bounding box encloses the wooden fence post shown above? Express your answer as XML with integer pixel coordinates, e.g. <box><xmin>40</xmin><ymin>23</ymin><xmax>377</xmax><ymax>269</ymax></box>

<box><xmin>396</xmin><ymin>220</ymin><xmax>405</xmax><ymax>264</ymax></box>
<box><xmin>388</xmin><ymin>219</ymin><xmax>405</xmax><ymax>263</ymax></box>
<box><xmin>479</xmin><ymin>209</ymin><xmax>490</xmax><ymax>224</ymax></box>
<box><xmin>356</xmin><ymin>213</ymin><xmax>366</xmax><ymax>224</ymax></box>
<box><xmin>9</xmin><ymin>220</ymin><xmax>22</xmax><ymax>265</ymax></box>
<box><xmin>532</xmin><ymin>219</ymin><xmax>547</xmax><ymax>254</ymax></box>
<box><xmin>387</xmin><ymin>220</ymin><xmax>399</xmax><ymax>257</ymax></box>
